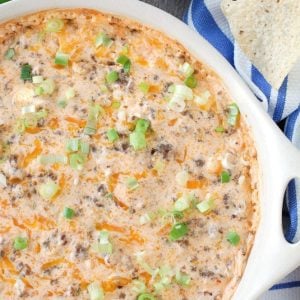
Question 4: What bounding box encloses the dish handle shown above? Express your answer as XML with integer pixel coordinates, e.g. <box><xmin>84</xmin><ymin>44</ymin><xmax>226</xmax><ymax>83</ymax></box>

<box><xmin>233</xmin><ymin>134</ymin><xmax>300</xmax><ymax>300</ymax></box>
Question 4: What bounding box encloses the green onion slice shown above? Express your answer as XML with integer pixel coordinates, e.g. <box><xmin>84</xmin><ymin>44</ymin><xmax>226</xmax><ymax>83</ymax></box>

<box><xmin>21</xmin><ymin>104</ymin><xmax>36</xmax><ymax>115</ymax></box>
<box><xmin>20</xmin><ymin>64</ymin><xmax>32</xmax><ymax>81</ymax></box>
<box><xmin>137</xmin><ymin>293</ymin><xmax>156</xmax><ymax>300</ymax></box>
<box><xmin>13</xmin><ymin>237</ymin><xmax>28</xmax><ymax>250</ymax></box>
<box><xmin>84</xmin><ymin>104</ymin><xmax>102</xmax><ymax>135</ymax></box>
<box><xmin>117</xmin><ymin>55</ymin><xmax>131</xmax><ymax>73</ymax></box>
<box><xmin>69</xmin><ymin>153</ymin><xmax>86</xmax><ymax>171</ymax></box>
<box><xmin>39</xmin><ymin>154</ymin><xmax>68</xmax><ymax>165</ymax></box>
<box><xmin>227</xmin><ymin>103</ymin><xmax>240</xmax><ymax>126</ymax></box>
<box><xmin>66</xmin><ymin>138</ymin><xmax>79</xmax><ymax>152</ymax></box>
<box><xmin>138</xmin><ymin>82</ymin><xmax>150</xmax><ymax>94</ymax></box>
<box><xmin>65</xmin><ymin>87</ymin><xmax>75</xmax><ymax>100</ymax></box>
<box><xmin>87</xmin><ymin>282</ymin><xmax>104</xmax><ymax>300</ymax></box>
<box><xmin>215</xmin><ymin>126</ymin><xmax>225</xmax><ymax>133</ymax></box>
<box><xmin>105</xmin><ymin>70</ymin><xmax>119</xmax><ymax>84</ymax></box>
<box><xmin>179</xmin><ymin>62</ymin><xmax>194</xmax><ymax>78</ymax></box>
<box><xmin>174</xmin><ymin>195</ymin><xmax>190</xmax><ymax>212</ymax></box>
<box><xmin>57</xmin><ymin>100</ymin><xmax>68</xmax><ymax>108</ymax></box>
<box><xmin>175</xmin><ymin>271</ymin><xmax>191</xmax><ymax>286</ymax></box>
<box><xmin>45</xmin><ymin>18</ymin><xmax>64</xmax><ymax>33</ymax></box>
<box><xmin>111</xmin><ymin>101</ymin><xmax>121</xmax><ymax>109</ymax></box>
<box><xmin>126</xmin><ymin>177</ymin><xmax>139</xmax><ymax>191</ymax></box>
<box><xmin>32</xmin><ymin>75</ymin><xmax>44</xmax><ymax>84</ymax></box>
<box><xmin>220</xmin><ymin>171</ymin><xmax>231</xmax><ymax>183</ymax></box>
<box><xmin>129</xmin><ymin>131</ymin><xmax>146</xmax><ymax>151</ymax></box>
<box><xmin>169</xmin><ymin>223</ymin><xmax>188</xmax><ymax>241</ymax></box>
<box><xmin>92</xmin><ymin>230</ymin><xmax>113</xmax><ymax>255</ymax></box>
<box><xmin>54</xmin><ymin>51</ymin><xmax>69</xmax><ymax>67</ymax></box>
<box><xmin>38</xmin><ymin>79</ymin><xmax>56</xmax><ymax>95</ymax></box>
<box><xmin>196</xmin><ymin>198</ymin><xmax>214</xmax><ymax>213</ymax></box>
<box><xmin>106</xmin><ymin>128</ymin><xmax>119</xmax><ymax>142</ymax></box>
<box><xmin>4</xmin><ymin>48</ymin><xmax>15</xmax><ymax>60</ymax></box>
<box><xmin>184</xmin><ymin>74</ymin><xmax>197</xmax><ymax>89</ymax></box>
<box><xmin>38</xmin><ymin>180</ymin><xmax>59</xmax><ymax>200</ymax></box>
<box><xmin>135</xmin><ymin>119</ymin><xmax>150</xmax><ymax>134</ymax></box>
<box><xmin>63</xmin><ymin>207</ymin><xmax>75</xmax><ymax>219</ymax></box>
<box><xmin>226</xmin><ymin>231</ymin><xmax>240</xmax><ymax>246</ymax></box>
<box><xmin>95</xmin><ymin>32</ymin><xmax>113</xmax><ymax>48</ymax></box>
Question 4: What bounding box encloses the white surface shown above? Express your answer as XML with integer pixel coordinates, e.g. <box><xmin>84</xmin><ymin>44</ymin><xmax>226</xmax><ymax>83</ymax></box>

<box><xmin>1</xmin><ymin>0</ymin><xmax>300</xmax><ymax>298</ymax></box>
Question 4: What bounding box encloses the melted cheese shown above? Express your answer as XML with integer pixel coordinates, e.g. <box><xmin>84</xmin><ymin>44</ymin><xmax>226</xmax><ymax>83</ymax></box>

<box><xmin>0</xmin><ymin>9</ymin><xmax>259</xmax><ymax>300</ymax></box>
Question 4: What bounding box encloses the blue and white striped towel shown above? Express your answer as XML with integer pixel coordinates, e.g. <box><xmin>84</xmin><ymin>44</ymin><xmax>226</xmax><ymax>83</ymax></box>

<box><xmin>184</xmin><ymin>0</ymin><xmax>300</xmax><ymax>299</ymax></box>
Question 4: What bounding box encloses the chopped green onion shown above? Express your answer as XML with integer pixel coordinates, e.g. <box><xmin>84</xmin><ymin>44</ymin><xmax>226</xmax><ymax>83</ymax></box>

<box><xmin>126</xmin><ymin>177</ymin><xmax>139</xmax><ymax>191</ymax></box>
<box><xmin>45</xmin><ymin>18</ymin><xmax>64</xmax><ymax>33</ymax></box>
<box><xmin>174</xmin><ymin>195</ymin><xmax>190</xmax><ymax>212</ymax></box>
<box><xmin>87</xmin><ymin>282</ymin><xmax>104</xmax><ymax>300</ymax></box>
<box><xmin>111</xmin><ymin>101</ymin><xmax>121</xmax><ymax>109</ymax></box>
<box><xmin>13</xmin><ymin>237</ymin><xmax>28</xmax><ymax>250</ymax></box>
<box><xmin>175</xmin><ymin>170</ymin><xmax>189</xmax><ymax>187</ymax></box>
<box><xmin>174</xmin><ymin>84</ymin><xmax>193</xmax><ymax>100</ymax></box>
<box><xmin>38</xmin><ymin>180</ymin><xmax>59</xmax><ymax>200</ymax></box>
<box><xmin>79</xmin><ymin>141</ymin><xmax>90</xmax><ymax>155</ymax></box>
<box><xmin>69</xmin><ymin>153</ymin><xmax>86</xmax><ymax>171</ymax></box>
<box><xmin>129</xmin><ymin>119</ymin><xmax>150</xmax><ymax>151</ymax></box>
<box><xmin>175</xmin><ymin>271</ymin><xmax>191</xmax><ymax>286</ymax></box>
<box><xmin>4</xmin><ymin>48</ymin><xmax>15</xmax><ymax>60</ymax></box>
<box><xmin>105</xmin><ymin>70</ymin><xmax>119</xmax><ymax>84</ymax></box>
<box><xmin>196</xmin><ymin>198</ymin><xmax>214</xmax><ymax>213</ymax></box>
<box><xmin>129</xmin><ymin>131</ymin><xmax>146</xmax><ymax>150</ymax></box>
<box><xmin>21</xmin><ymin>104</ymin><xmax>36</xmax><ymax>115</ymax></box>
<box><xmin>100</xmin><ymin>84</ymin><xmax>109</xmax><ymax>93</ymax></box>
<box><xmin>95</xmin><ymin>32</ymin><xmax>113</xmax><ymax>48</ymax></box>
<box><xmin>117</xmin><ymin>55</ymin><xmax>131</xmax><ymax>73</ymax></box>
<box><xmin>220</xmin><ymin>171</ymin><xmax>231</xmax><ymax>183</ymax></box>
<box><xmin>135</xmin><ymin>119</ymin><xmax>150</xmax><ymax>134</ymax></box>
<box><xmin>137</xmin><ymin>293</ymin><xmax>156</xmax><ymax>300</ymax></box>
<box><xmin>169</xmin><ymin>223</ymin><xmax>188</xmax><ymax>241</ymax></box>
<box><xmin>135</xmin><ymin>252</ymin><xmax>155</xmax><ymax>275</ymax></box>
<box><xmin>54</xmin><ymin>51</ymin><xmax>69</xmax><ymax>67</ymax></box>
<box><xmin>57</xmin><ymin>100</ymin><xmax>68</xmax><ymax>108</ymax></box>
<box><xmin>84</xmin><ymin>104</ymin><xmax>102</xmax><ymax>135</ymax></box>
<box><xmin>184</xmin><ymin>74</ymin><xmax>197</xmax><ymax>89</ymax></box>
<box><xmin>215</xmin><ymin>126</ymin><xmax>225</xmax><ymax>133</ymax></box>
<box><xmin>138</xmin><ymin>82</ymin><xmax>150</xmax><ymax>94</ymax></box>
<box><xmin>132</xmin><ymin>280</ymin><xmax>146</xmax><ymax>294</ymax></box>
<box><xmin>106</xmin><ymin>128</ymin><xmax>119</xmax><ymax>142</ymax></box>
<box><xmin>93</xmin><ymin>231</ymin><xmax>113</xmax><ymax>255</ymax></box>
<box><xmin>20</xmin><ymin>64</ymin><xmax>32</xmax><ymax>81</ymax></box>
<box><xmin>34</xmin><ymin>86</ymin><xmax>44</xmax><ymax>96</ymax></box>
<box><xmin>66</xmin><ymin>138</ymin><xmax>79</xmax><ymax>152</ymax></box>
<box><xmin>139</xmin><ymin>213</ymin><xmax>151</xmax><ymax>225</ymax></box>
<box><xmin>226</xmin><ymin>231</ymin><xmax>240</xmax><ymax>246</ymax></box>
<box><xmin>227</xmin><ymin>103</ymin><xmax>240</xmax><ymax>126</ymax></box>
<box><xmin>194</xmin><ymin>91</ymin><xmax>211</xmax><ymax>106</ymax></box>
<box><xmin>32</xmin><ymin>75</ymin><xmax>44</xmax><ymax>84</ymax></box>
<box><xmin>63</xmin><ymin>207</ymin><xmax>75</xmax><ymax>219</ymax></box>
<box><xmin>39</xmin><ymin>154</ymin><xmax>68</xmax><ymax>165</ymax></box>
<box><xmin>179</xmin><ymin>62</ymin><xmax>194</xmax><ymax>78</ymax></box>
<box><xmin>38</xmin><ymin>79</ymin><xmax>56</xmax><ymax>95</ymax></box>
<box><xmin>168</xmin><ymin>84</ymin><xmax>175</xmax><ymax>93</ymax></box>
<box><xmin>65</xmin><ymin>87</ymin><xmax>75</xmax><ymax>100</ymax></box>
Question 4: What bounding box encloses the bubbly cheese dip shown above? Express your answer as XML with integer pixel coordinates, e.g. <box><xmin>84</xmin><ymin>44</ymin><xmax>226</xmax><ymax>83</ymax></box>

<box><xmin>0</xmin><ymin>9</ymin><xmax>259</xmax><ymax>300</ymax></box>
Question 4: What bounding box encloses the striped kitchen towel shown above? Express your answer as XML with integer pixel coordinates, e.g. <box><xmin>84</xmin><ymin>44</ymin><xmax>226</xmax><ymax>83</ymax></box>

<box><xmin>184</xmin><ymin>0</ymin><xmax>300</xmax><ymax>299</ymax></box>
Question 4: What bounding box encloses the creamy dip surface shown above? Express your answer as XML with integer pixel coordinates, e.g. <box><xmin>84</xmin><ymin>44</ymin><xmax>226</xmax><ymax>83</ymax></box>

<box><xmin>0</xmin><ymin>9</ymin><xmax>259</xmax><ymax>300</ymax></box>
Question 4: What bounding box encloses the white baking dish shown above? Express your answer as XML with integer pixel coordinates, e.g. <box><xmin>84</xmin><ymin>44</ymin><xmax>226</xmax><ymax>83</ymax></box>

<box><xmin>1</xmin><ymin>0</ymin><xmax>300</xmax><ymax>299</ymax></box>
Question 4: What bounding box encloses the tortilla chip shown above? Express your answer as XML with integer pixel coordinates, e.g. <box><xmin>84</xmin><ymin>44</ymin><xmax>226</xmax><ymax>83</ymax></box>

<box><xmin>221</xmin><ymin>0</ymin><xmax>300</xmax><ymax>89</ymax></box>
